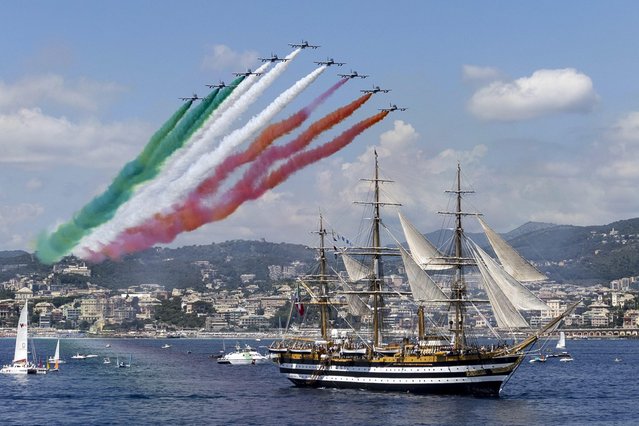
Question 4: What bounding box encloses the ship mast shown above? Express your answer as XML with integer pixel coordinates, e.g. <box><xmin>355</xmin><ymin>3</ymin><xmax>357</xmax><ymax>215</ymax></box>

<box><xmin>444</xmin><ymin>163</ymin><xmax>474</xmax><ymax>350</ymax></box>
<box><xmin>351</xmin><ymin>151</ymin><xmax>400</xmax><ymax>348</ymax></box>
<box><xmin>371</xmin><ymin>152</ymin><xmax>383</xmax><ymax>347</ymax></box>
<box><xmin>316</xmin><ymin>214</ymin><xmax>330</xmax><ymax>340</ymax></box>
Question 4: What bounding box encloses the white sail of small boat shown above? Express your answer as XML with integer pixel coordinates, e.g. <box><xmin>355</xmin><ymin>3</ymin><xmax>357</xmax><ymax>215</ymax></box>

<box><xmin>556</xmin><ymin>331</ymin><xmax>567</xmax><ymax>350</ymax></box>
<box><xmin>1</xmin><ymin>300</ymin><xmax>46</xmax><ymax>375</ymax></box>
<box><xmin>49</xmin><ymin>339</ymin><xmax>61</xmax><ymax>371</ymax></box>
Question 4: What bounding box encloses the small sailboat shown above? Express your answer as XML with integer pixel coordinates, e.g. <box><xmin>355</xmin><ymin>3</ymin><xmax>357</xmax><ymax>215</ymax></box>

<box><xmin>103</xmin><ymin>357</ymin><xmax>111</xmax><ymax>364</ymax></box>
<box><xmin>549</xmin><ymin>331</ymin><xmax>572</xmax><ymax>360</ymax></box>
<box><xmin>0</xmin><ymin>300</ymin><xmax>46</xmax><ymax>375</ymax></box>
<box><xmin>556</xmin><ymin>331</ymin><xmax>567</xmax><ymax>350</ymax></box>
<box><xmin>49</xmin><ymin>339</ymin><xmax>62</xmax><ymax>372</ymax></box>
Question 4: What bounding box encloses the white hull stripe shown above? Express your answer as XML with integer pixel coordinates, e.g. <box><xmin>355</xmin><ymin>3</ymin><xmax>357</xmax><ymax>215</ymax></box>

<box><xmin>284</xmin><ymin>372</ymin><xmax>508</xmax><ymax>385</ymax></box>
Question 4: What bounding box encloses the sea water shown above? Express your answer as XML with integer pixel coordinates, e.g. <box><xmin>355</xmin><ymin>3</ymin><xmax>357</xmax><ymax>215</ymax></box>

<box><xmin>0</xmin><ymin>338</ymin><xmax>636</xmax><ymax>425</ymax></box>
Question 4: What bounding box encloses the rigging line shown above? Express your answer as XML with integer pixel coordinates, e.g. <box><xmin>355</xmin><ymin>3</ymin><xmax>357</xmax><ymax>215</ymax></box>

<box><xmin>378</xmin><ymin>224</ymin><xmax>453</xmax><ymax>338</ymax></box>
<box><xmin>469</xmin><ymin>301</ymin><xmax>501</xmax><ymax>340</ymax></box>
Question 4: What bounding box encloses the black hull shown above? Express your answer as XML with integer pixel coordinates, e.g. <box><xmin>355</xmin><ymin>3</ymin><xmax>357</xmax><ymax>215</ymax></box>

<box><xmin>287</xmin><ymin>377</ymin><xmax>503</xmax><ymax>396</ymax></box>
<box><xmin>277</xmin><ymin>354</ymin><xmax>522</xmax><ymax>397</ymax></box>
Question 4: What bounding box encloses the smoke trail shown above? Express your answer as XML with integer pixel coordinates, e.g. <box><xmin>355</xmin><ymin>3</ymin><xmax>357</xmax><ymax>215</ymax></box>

<box><xmin>35</xmin><ymin>97</ymin><xmax>198</xmax><ymax>263</ymax></box>
<box><xmin>195</xmin><ymin>78</ymin><xmax>348</xmax><ymax>197</ymax></box>
<box><xmin>78</xmin><ymin>54</ymin><xmax>319</xmax><ymax>254</ymax></box>
<box><xmin>90</xmin><ymin>110</ymin><xmax>388</xmax><ymax>260</ymax></box>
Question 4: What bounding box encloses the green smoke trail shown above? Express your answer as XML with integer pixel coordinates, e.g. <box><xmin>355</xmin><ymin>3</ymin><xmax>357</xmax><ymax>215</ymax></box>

<box><xmin>36</xmin><ymin>76</ymin><xmax>244</xmax><ymax>264</ymax></box>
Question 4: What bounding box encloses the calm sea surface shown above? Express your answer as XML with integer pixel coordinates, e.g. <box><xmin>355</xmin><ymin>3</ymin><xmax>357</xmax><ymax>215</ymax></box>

<box><xmin>0</xmin><ymin>337</ymin><xmax>637</xmax><ymax>425</ymax></box>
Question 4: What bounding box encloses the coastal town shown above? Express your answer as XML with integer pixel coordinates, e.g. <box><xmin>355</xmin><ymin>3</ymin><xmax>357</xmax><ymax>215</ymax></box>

<box><xmin>1</xmin><ymin>251</ymin><xmax>638</xmax><ymax>339</ymax></box>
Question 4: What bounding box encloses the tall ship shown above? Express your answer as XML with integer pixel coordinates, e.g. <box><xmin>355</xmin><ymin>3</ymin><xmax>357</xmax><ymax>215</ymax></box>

<box><xmin>271</xmin><ymin>152</ymin><xmax>576</xmax><ymax>396</ymax></box>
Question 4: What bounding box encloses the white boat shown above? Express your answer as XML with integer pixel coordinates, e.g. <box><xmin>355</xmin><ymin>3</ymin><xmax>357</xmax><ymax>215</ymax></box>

<box><xmin>103</xmin><ymin>357</ymin><xmax>111</xmax><ymax>364</ymax></box>
<box><xmin>0</xmin><ymin>300</ymin><xmax>46</xmax><ymax>375</ymax></box>
<box><xmin>559</xmin><ymin>356</ymin><xmax>574</xmax><ymax>362</ymax></box>
<box><xmin>161</xmin><ymin>344</ymin><xmax>171</xmax><ymax>349</ymax></box>
<box><xmin>217</xmin><ymin>344</ymin><xmax>269</xmax><ymax>365</ymax></box>
<box><xmin>117</xmin><ymin>355</ymin><xmax>132</xmax><ymax>368</ymax></box>
<box><xmin>85</xmin><ymin>354</ymin><xmax>98</xmax><ymax>359</ymax></box>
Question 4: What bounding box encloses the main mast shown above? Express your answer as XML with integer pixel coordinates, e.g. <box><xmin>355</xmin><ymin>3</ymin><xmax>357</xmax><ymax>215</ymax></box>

<box><xmin>353</xmin><ymin>151</ymin><xmax>401</xmax><ymax>347</ymax></box>
<box><xmin>443</xmin><ymin>163</ymin><xmax>474</xmax><ymax>351</ymax></box>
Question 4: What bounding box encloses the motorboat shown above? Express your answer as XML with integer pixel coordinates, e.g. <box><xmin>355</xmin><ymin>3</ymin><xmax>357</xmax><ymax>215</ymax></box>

<box><xmin>216</xmin><ymin>344</ymin><xmax>269</xmax><ymax>365</ymax></box>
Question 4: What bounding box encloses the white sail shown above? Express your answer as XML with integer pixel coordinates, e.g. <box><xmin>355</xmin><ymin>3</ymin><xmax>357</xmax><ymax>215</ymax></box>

<box><xmin>556</xmin><ymin>331</ymin><xmax>566</xmax><ymax>350</ymax></box>
<box><xmin>341</xmin><ymin>252</ymin><xmax>374</xmax><ymax>282</ymax></box>
<box><xmin>473</xmin><ymin>241</ymin><xmax>549</xmax><ymax>311</ymax></box>
<box><xmin>478</xmin><ymin>217</ymin><xmax>547</xmax><ymax>282</ymax></box>
<box><xmin>13</xmin><ymin>300</ymin><xmax>29</xmax><ymax>364</ymax></box>
<box><xmin>54</xmin><ymin>339</ymin><xmax>60</xmax><ymax>362</ymax></box>
<box><xmin>398</xmin><ymin>245</ymin><xmax>448</xmax><ymax>303</ymax></box>
<box><xmin>340</xmin><ymin>279</ymin><xmax>371</xmax><ymax>316</ymax></box>
<box><xmin>398</xmin><ymin>212</ymin><xmax>453</xmax><ymax>270</ymax></box>
<box><xmin>472</xmin><ymin>244</ymin><xmax>530</xmax><ymax>329</ymax></box>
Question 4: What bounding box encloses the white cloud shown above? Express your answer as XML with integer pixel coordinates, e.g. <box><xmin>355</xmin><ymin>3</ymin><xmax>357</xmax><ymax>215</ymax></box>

<box><xmin>0</xmin><ymin>107</ymin><xmax>150</xmax><ymax>167</ymax></box>
<box><xmin>467</xmin><ymin>68</ymin><xmax>598</xmax><ymax>121</ymax></box>
<box><xmin>0</xmin><ymin>74</ymin><xmax>125</xmax><ymax>112</ymax></box>
<box><xmin>462</xmin><ymin>65</ymin><xmax>501</xmax><ymax>82</ymax></box>
<box><xmin>201</xmin><ymin>44</ymin><xmax>259</xmax><ymax>72</ymax></box>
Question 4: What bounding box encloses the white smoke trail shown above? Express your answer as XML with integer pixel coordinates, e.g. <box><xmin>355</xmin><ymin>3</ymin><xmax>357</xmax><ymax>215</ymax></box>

<box><xmin>77</xmin><ymin>55</ymin><xmax>326</xmax><ymax>256</ymax></box>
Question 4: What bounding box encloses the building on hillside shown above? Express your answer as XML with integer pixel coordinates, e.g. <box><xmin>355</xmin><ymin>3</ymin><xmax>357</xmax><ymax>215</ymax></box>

<box><xmin>15</xmin><ymin>286</ymin><xmax>33</xmax><ymax>301</ymax></box>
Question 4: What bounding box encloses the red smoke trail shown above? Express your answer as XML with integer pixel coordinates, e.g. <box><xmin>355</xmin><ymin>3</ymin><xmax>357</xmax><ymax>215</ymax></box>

<box><xmin>195</xmin><ymin>78</ymin><xmax>347</xmax><ymax>197</ymax></box>
<box><xmin>98</xmin><ymin>109</ymin><xmax>386</xmax><ymax>260</ymax></box>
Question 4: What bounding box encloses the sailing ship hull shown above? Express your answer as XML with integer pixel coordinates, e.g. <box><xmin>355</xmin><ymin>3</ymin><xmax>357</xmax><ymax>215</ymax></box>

<box><xmin>278</xmin><ymin>354</ymin><xmax>522</xmax><ymax>396</ymax></box>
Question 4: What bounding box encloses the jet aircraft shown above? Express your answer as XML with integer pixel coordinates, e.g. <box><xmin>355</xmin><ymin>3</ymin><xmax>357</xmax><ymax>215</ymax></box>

<box><xmin>233</xmin><ymin>69</ymin><xmax>263</xmax><ymax>77</ymax></box>
<box><xmin>259</xmin><ymin>53</ymin><xmax>288</xmax><ymax>63</ymax></box>
<box><xmin>289</xmin><ymin>40</ymin><xmax>320</xmax><ymax>49</ymax></box>
<box><xmin>205</xmin><ymin>81</ymin><xmax>235</xmax><ymax>89</ymax></box>
<box><xmin>338</xmin><ymin>70</ymin><xmax>369</xmax><ymax>79</ymax></box>
<box><xmin>379</xmin><ymin>103</ymin><xmax>407</xmax><ymax>112</ymax></box>
<box><xmin>179</xmin><ymin>94</ymin><xmax>204</xmax><ymax>101</ymax></box>
<box><xmin>361</xmin><ymin>86</ymin><xmax>391</xmax><ymax>94</ymax></box>
<box><xmin>314</xmin><ymin>58</ymin><xmax>345</xmax><ymax>66</ymax></box>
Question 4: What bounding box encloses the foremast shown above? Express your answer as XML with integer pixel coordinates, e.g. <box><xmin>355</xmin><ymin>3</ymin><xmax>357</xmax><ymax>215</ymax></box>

<box><xmin>316</xmin><ymin>214</ymin><xmax>330</xmax><ymax>340</ymax></box>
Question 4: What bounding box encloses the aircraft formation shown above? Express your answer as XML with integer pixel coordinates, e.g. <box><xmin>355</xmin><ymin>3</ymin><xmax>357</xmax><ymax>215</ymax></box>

<box><xmin>181</xmin><ymin>41</ymin><xmax>405</xmax><ymax>111</ymax></box>
<box><xmin>37</xmin><ymin>39</ymin><xmax>407</xmax><ymax>264</ymax></box>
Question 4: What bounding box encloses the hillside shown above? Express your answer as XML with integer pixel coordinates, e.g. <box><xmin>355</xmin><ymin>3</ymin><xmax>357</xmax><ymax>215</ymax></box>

<box><xmin>2</xmin><ymin>218</ymin><xmax>639</xmax><ymax>287</ymax></box>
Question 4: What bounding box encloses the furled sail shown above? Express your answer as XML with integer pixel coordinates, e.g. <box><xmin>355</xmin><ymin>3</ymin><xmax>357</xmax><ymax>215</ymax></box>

<box><xmin>341</xmin><ymin>252</ymin><xmax>374</xmax><ymax>282</ymax></box>
<box><xmin>472</xmin><ymin>241</ymin><xmax>548</xmax><ymax>311</ymax></box>
<box><xmin>398</xmin><ymin>245</ymin><xmax>448</xmax><ymax>302</ymax></box>
<box><xmin>478</xmin><ymin>217</ymin><xmax>546</xmax><ymax>282</ymax></box>
<box><xmin>471</xmin><ymin>244</ymin><xmax>530</xmax><ymax>328</ymax></box>
<box><xmin>13</xmin><ymin>300</ymin><xmax>29</xmax><ymax>364</ymax></box>
<box><xmin>398</xmin><ymin>211</ymin><xmax>453</xmax><ymax>270</ymax></box>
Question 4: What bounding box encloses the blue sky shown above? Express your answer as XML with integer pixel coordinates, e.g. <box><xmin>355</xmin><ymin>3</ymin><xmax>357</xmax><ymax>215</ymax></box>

<box><xmin>2</xmin><ymin>0</ymin><xmax>639</xmax><ymax>253</ymax></box>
